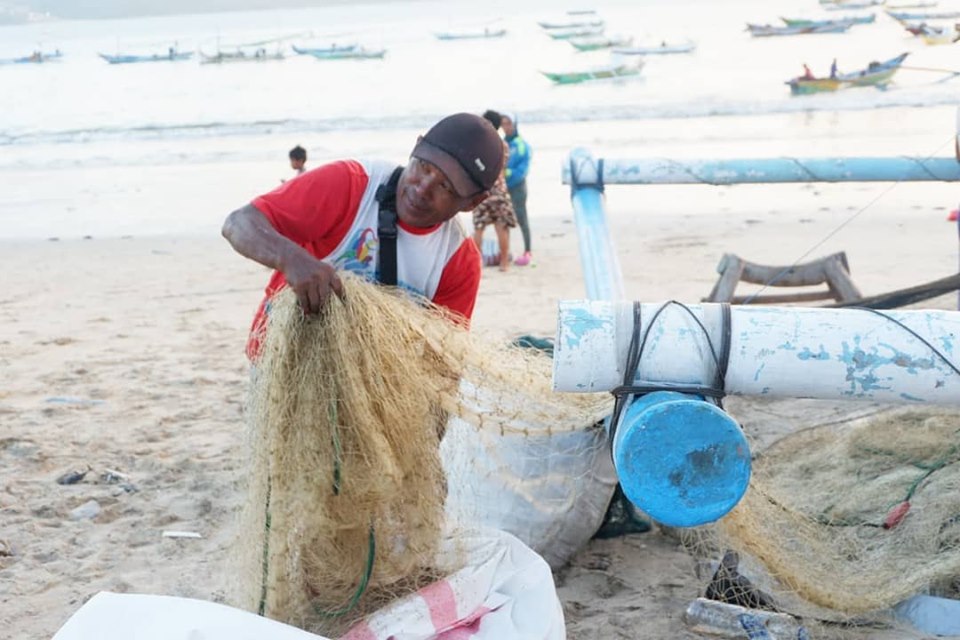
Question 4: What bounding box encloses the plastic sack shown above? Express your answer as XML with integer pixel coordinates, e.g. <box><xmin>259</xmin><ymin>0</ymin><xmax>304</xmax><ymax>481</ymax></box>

<box><xmin>343</xmin><ymin>527</ymin><xmax>564</xmax><ymax>639</ymax></box>
<box><xmin>441</xmin><ymin>415</ymin><xmax>618</xmax><ymax>570</ymax></box>
<box><xmin>53</xmin><ymin>528</ymin><xmax>562</xmax><ymax>640</ymax></box>
<box><xmin>52</xmin><ymin>592</ymin><xmax>329</xmax><ymax>640</ymax></box>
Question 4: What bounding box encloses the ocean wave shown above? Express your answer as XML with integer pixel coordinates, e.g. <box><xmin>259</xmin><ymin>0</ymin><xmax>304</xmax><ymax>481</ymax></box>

<box><xmin>2</xmin><ymin>88</ymin><xmax>957</xmax><ymax>148</ymax></box>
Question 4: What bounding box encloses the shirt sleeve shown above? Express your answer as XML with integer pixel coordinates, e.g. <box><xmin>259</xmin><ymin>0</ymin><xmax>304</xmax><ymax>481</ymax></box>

<box><xmin>433</xmin><ymin>239</ymin><xmax>482</xmax><ymax>325</ymax></box>
<box><xmin>251</xmin><ymin>160</ymin><xmax>366</xmax><ymax>248</ymax></box>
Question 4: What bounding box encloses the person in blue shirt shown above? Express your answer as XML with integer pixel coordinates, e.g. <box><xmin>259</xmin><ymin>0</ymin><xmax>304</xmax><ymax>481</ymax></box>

<box><xmin>500</xmin><ymin>113</ymin><xmax>533</xmax><ymax>266</ymax></box>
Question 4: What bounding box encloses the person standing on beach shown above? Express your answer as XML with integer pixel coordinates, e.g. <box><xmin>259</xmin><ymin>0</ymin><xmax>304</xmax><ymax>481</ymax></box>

<box><xmin>472</xmin><ymin>110</ymin><xmax>517</xmax><ymax>272</ymax></box>
<box><xmin>222</xmin><ymin>113</ymin><xmax>502</xmax><ymax>360</ymax></box>
<box><xmin>500</xmin><ymin>113</ymin><xmax>533</xmax><ymax>266</ymax></box>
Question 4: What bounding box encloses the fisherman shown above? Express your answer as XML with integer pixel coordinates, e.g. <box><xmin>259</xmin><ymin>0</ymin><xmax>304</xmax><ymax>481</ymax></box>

<box><xmin>830</xmin><ymin>58</ymin><xmax>839</xmax><ymax>79</ymax></box>
<box><xmin>222</xmin><ymin>113</ymin><xmax>503</xmax><ymax>360</ymax></box>
<box><xmin>802</xmin><ymin>63</ymin><xmax>815</xmax><ymax>80</ymax></box>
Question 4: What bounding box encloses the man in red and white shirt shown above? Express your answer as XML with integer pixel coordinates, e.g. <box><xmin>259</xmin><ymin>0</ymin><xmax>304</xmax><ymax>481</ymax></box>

<box><xmin>222</xmin><ymin>113</ymin><xmax>505</xmax><ymax>360</ymax></box>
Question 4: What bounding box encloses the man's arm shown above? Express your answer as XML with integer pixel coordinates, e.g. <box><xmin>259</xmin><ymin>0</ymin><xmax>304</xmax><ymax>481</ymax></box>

<box><xmin>222</xmin><ymin>203</ymin><xmax>343</xmax><ymax>314</ymax></box>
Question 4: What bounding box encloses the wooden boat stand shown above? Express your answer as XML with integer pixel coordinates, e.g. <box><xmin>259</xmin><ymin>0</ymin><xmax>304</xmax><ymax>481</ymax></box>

<box><xmin>704</xmin><ymin>252</ymin><xmax>862</xmax><ymax>304</ymax></box>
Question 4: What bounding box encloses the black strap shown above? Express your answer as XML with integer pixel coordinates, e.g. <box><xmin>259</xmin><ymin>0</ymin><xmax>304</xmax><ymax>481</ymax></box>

<box><xmin>608</xmin><ymin>301</ymin><xmax>732</xmax><ymax>447</ymax></box>
<box><xmin>375</xmin><ymin>166</ymin><xmax>404</xmax><ymax>286</ymax></box>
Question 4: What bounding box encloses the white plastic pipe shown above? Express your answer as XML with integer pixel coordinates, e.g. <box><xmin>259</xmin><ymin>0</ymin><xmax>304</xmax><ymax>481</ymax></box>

<box><xmin>553</xmin><ymin>300</ymin><xmax>960</xmax><ymax>405</ymax></box>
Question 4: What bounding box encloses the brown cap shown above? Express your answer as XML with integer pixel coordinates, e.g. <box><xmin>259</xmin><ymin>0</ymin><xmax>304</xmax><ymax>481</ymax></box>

<box><xmin>411</xmin><ymin>113</ymin><xmax>505</xmax><ymax>197</ymax></box>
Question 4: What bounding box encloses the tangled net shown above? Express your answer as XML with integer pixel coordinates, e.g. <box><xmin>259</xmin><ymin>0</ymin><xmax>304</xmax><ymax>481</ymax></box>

<box><xmin>231</xmin><ymin>275</ymin><xmax>610</xmax><ymax>636</ymax></box>
<box><xmin>687</xmin><ymin>404</ymin><xmax>960</xmax><ymax>631</ymax></box>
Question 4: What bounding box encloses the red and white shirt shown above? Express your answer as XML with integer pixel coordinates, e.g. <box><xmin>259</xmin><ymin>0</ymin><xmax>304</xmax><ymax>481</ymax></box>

<box><xmin>246</xmin><ymin>159</ymin><xmax>481</xmax><ymax>360</ymax></box>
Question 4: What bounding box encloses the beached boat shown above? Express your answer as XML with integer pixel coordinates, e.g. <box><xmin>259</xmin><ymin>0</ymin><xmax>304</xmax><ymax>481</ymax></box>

<box><xmin>541</xmin><ymin>58</ymin><xmax>644</xmax><ymax>85</ymax></box>
<box><xmin>747</xmin><ymin>22</ymin><xmax>852</xmax><ymax>36</ymax></box>
<box><xmin>546</xmin><ymin>24</ymin><xmax>606</xmax><ymax>39</ymax></box>
<box><xmin>568</xmin><ymin>34</ymin><xmax>632</xmax><ymax>51</ymax></box>
<box><xmin>291</xmin><ymin>43</ymin><xmax>358</xmax><ymax>55</ymax></box>
<box><xmin>612</xmin><ymin>40</ymin><xmax>697</xmax><ymax>55</ymax></box>
<box><xmin>786</xmin><ymin>52</ymin><xmax>909</xmax><ymax>94</ymax></box>
<box><xmin>301</xmin><ymin>46</ymin><xmax>386</xmax><ymax>60</ymax></box>
<box><xmin>434</xmin><ymin>27</ymin><xmax>507</xmax><ymax>40</ymax></box>
<box><xmin>199</xmin><ymin>48</ymin><xmax>285</xmax><ymax>64</ymax></box>
<box><xmin>780</xmin><ymin>14</ymin><xmax>876</xmax><ymax>27</ymax></box>
<box><xmin>99</xmin><ymin>49</ymin><xmax>193</xmax><ymax>64</ymax></box>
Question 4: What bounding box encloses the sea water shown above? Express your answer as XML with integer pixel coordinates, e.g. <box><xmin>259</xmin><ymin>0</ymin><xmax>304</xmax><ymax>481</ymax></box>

<box><xmin>1</xmin><ymin>0</ymin><xmax>959</xmax><ymax>238</ymax></box>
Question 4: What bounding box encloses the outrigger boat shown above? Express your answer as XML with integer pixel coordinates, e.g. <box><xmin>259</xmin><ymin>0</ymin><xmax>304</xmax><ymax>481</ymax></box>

<box><xmin>434</xmin><ymin>27</ymin><xmax>507</xmax><ymax>40</ymax></box>
<box><xmin>820</xmin><ymin>0</ymin><xmax>884</xmax><ymax>9</ymax></box>
<box><xmin>300</xmin><ymin>46</ymin><xmax>386</xmax><ymax>60</ymax></box>
<box><xmin>538</xmin><ymin>17</ymin><xmax>604</xmax><ymax>29</ymax></box>
<box><xmin>748</xmin><ymin>22</ymin><xmax>853</xmax><ymax>36</ymax></box>
<box><xmin>916</xmin><ymin>24</ymin><xmax>959</xmax><ymax>44</ymax></box>
<box><xmin>541</xmin><ymin>57</ymin><xmax>644</xmax><ymax>85</ymax></box>
<box><xmin>780</xmin><ymin>14</ymin><xmax>876</xmax><ymax>27</ymax></box>
<box><xmin>3</xmin><ymin>49</ymin><xmax>62</xmax><ymax>64</ymax></box>
<box><xmin>546</xmin><ymin>24</ymin><xmax>605</xmax><ymax>39</ymax></box>
<box><xmin>786</xmin><ymin>52</ymin><xmax>909</xmax><ymax>94</ymax></box>
<box><xmin>568</xmin><ymin>34</ymin><xmax>632</xmax><ymax>51</ymax></box>
<box><xmin>887</xmin><ymin>9</ymin><xmax>960</xmax><ymax>19</ymax></box>
<box><xmin>612</xmin><ymin>40</ymin><xmax>696</xmax><ymax>55</ymax></box>
<box><xmin>291</xmin><ymin>43</ymin><xmax>358</xmax><ymax>55</ymax></box>
<box><xmin>99</xmin><ymin>49</ymin><xmax>193</xmax><ymax>64</ymax></box>
<box><xmin>199</xmin><ymin>48</ymin><xmax>285</xmax><ymax>64</ymax></box>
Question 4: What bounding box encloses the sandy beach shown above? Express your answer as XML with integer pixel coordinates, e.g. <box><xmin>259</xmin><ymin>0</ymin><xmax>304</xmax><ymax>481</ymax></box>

<box><xmin>2</xmin><ymin>106</ymin><xmax>960</xmax><ymax>639</ymax></box>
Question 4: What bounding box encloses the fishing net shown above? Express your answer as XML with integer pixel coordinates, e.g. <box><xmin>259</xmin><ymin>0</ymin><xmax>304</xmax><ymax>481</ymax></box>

<box><xmin>230</xmin><ymin>275</ymin><xmax>610</xmax><ymax>636</ymax></box>
<box><xmin>686</xmin><ymin>404</ymin><xmax>960</xmax><ymax>632</ymax></box>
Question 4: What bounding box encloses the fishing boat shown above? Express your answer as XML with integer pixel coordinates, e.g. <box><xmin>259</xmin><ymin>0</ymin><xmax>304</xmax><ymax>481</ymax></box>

<box><xmin>568</xmin><ymin>34</ymin><xmax>632</xmax><ymax>51</ymax></box>
<box><xmin>786</xmin><ymin>52</ymin><xmax>909</xmax><ymax>94</ymax></box>
<box><xmin>780</xmin><ymin>14</ymin><xmax>876</xmax><ymax>27</ymax></box>
<box><xmin>546</xmin><ymin>24</ymin><xmax>605</xmax><ymax>40</ymax></box>
<box><xmin>98</xmin><ymin>49</ymin><xmax>193</xmax><ymax>64</ymax></box>
<box><xmin>3</xmin><ymin>49</ymin><xmax>62</xmax><ymax>64</ymax></box>
<box><xmin>820</xmin><ymin>0</ymin><xmax>884</xmax><ymax>9</ymax></box>
<box><xmin>291</xmin><ymin>43</ymin><xmax>358</xmax><ymax>55</ymax></box>
<box><xmin>612</xmin><ymin>40</ymin><xmax>697</xmax><ymax>55</ymax></box>
<box><xmin>199</xmin><ymin>48</ymin><xmax>285</xmax><ymax>64</ymax></box>
<box><xmin>434</xmin><ymin>27</ymin><xmax>507</xmax><ymax>40</ymax></box>
<box><xmin>538</xmin><ymin>17</ymin><xmax>604</xmax><ymax>29</ymax></box>
<box><xmin>917</xmin><ymin>24</ymin><xmax>959</xmax><ymax>44</ymax></box>
<box><xmin>887</xmin><ymin>9</ymin><xmax>960</xmax><ymax>19</ymax></box>
<box><xmin>301</xmin><ymin>46</ymin><xmax>386</xmax><ymax>60</ymax></box>
<box><xmin>747</xmin><ymin>22</ymin><xmax>852</xmax><ymax>36</ymax></box>
<box><xmin>541</xmin><ymin>57</ymin><xmax>644</xmax><ymax>85</ymax></box>
<box><xmin>886</xmin><ymin>0</ymin><xmax>938</xmax><ymax>7</ymax></box>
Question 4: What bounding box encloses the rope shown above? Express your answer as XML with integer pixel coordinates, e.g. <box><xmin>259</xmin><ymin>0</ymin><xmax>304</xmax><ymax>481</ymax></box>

<box><xmin>743</xmin><ymin>135</ymin><xmax>958</xmax><ymax>304</ymax></box>
<box><xmin>608</xmin><ymin>301</ymin><xmax>730</xmax><ymax>446</ymax></box>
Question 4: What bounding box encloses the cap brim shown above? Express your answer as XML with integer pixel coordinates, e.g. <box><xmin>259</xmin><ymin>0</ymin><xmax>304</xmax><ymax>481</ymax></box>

<box><xmin>411</xmin><ymin>139</ymin><xmax>480</xmax><ymax>198</ymax></box>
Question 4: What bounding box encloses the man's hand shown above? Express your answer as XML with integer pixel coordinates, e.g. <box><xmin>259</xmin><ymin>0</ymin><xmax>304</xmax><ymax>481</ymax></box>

<box><xmin>282</xmin><ymin>253</ymin><xmax>344</xmax><ymax>314</ymax></box>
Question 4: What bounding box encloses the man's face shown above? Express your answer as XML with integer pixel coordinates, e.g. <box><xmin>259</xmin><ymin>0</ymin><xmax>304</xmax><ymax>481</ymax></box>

<box><xmin>290</xmin><ymin>158</ymin><xmax>305</xmax><ymax>171</ymax></box>
<box><xmin>397</xmin><ymin>157</ymin><xmax>486</xmax><ymax>227</ymax></box>
<box><xmin>501</xmin><ymin>116</ymin><xmax>515</xmax><ymax>137</ymax></box>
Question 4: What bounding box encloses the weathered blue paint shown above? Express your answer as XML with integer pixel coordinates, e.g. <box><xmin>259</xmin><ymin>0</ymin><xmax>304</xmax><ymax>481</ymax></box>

<box><xmin>839</xmin><ymin>341</ymin><xmax>893</xmax><ymax>395</ymax></box>
<box><xmin>754</xmin><ymin>363</ymin><xmax>766</xmax><ymax>381</ymax></box>
<box><xmin>900</xmin><ymin>392</ymin><xmax>925</xmax><ymax>402</ymax></box>
<box><xmin>778</xmin><ymin>341</ymin><xmax>796</xmax><ymax>351</ymax></box>
<box><xmin>611</xmin><ymin>391</ymin><xmax>750</xmax><ymax>527</ymax></box>
<box><xmin>798</xmin><ymin>346</ymin><xmax>830</xmax><ymax>361</ymax></box>
<box><xmin>561</xmin><ymin>157</ymin><xmax>960</xmax><ymax>186</ymax></box>
<box><xmin>568</xmin><ymin>149</ymin><xmax>625</xmax><ymax>301</ymax></box>
<box><xmin>560</xmin><ymin>307</ymin><xmax>611</xmax><ymax>349</ymax></box>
